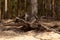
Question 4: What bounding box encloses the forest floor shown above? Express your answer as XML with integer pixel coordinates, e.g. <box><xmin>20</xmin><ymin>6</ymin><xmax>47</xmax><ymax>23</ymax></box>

<box><xmin>0</xmin><ymin>30</ymin><xmax>60</xmax><ymax>40</ymax></box>
<box><xmin>0</xmin><ymin>20</ymin><xmax>60</xmax><ymax>40</ymax></box>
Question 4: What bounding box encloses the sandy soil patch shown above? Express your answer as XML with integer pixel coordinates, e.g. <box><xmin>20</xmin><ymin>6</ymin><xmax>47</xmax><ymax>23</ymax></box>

<box><xmin>0</xmin><ymin>31</ymin><xmax>60</xmax><ymax>40</ymax></box>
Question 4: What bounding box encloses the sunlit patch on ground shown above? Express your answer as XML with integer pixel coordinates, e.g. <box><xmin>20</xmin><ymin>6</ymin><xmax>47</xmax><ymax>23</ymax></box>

<box><xmin>0</xmin><ymin>30</ymin><xmax>60</xmax><ymax>40</ymax></box>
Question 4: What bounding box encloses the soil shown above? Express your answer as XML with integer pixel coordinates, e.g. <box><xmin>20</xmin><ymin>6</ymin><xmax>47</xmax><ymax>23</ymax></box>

<box><xmin>0</xmin><ymin>20</ymin><xmax>60</xmax><ymax>40</ymax></box>
<box><xmin>0</xmin><ymin>31</ymin><xmax>60</xmax><ymax>40</ymax></box>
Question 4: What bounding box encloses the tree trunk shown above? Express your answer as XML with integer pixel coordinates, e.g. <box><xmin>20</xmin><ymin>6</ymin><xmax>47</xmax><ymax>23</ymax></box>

<box><xmin>51</xmin><ymin>0</ymin><xmax>55</xmax><ymax>18</ymax></box>
<box><xmin>0</xmin><ymin>0</ymin><xmax>1</xmax><ymax>20</ymax></box>
<box><xmin>29</xmin><ymin>0</ymin><xmax>38</xmax><ymax>21</ymax></box>
<box><xmin>5</xmin><ymin>0</ymin><xmax>7</xmax><ymax>12</ymax></box>
<box><xmin>31</xmin><ymin>0</ymin><xmax>38</xmax><ymax>15</ymax></box>
<box><xmin>4</xmin><ymin>0</ymin><xmax>7</xmax><ymax>19</ymax></box>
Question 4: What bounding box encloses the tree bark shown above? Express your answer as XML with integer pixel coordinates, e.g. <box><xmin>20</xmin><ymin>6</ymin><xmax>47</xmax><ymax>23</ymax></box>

<box><xmin>29</xmin><ymin>0</ymin><xmax>38</xmax><ymax>21</ymax></box>
<box><xmin>0</xmin><ymin>0</ymin><xmax>1</xmax><ymax>20</ymax></box>
<box><xmin>5</xmin><ymin>0</ymin><xmax>7</xmax><ymax>12</ymax></box>
<box><xmin>31</xmin><ymin>0</ymin><xmax>38</xmax><ymax>15</ymax></box>
<box><xmin>51</xmin><ymin>0</ymin><xmax>55</xmax><ymax>18</ymax></box>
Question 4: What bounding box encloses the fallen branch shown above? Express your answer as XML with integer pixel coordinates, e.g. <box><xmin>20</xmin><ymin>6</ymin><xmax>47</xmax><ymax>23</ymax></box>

<box><xmin>40</xmin><ymin>23</ymin><xmax>60</xmax><ymax>34</ymax></box>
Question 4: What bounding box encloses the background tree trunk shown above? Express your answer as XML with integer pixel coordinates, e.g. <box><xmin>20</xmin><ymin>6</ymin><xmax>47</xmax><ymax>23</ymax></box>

<box><xmin>29</xmin><ymin>0</ymin><xmax>38</xmax><ymax>21</ymax></box>
<box><xmin>51</xmin><ymin>0</ymin><xmax>55</xmax><ymax>18</ymax></box>
<box><xmin>0</xmin><ymin>0</ymin><xmax>1</xmax><ymax>20</ymax></box>
<box><xmin>31</xmin><ymin>0</ymin><xmax>38</xmax><ymax>15</ymax></box>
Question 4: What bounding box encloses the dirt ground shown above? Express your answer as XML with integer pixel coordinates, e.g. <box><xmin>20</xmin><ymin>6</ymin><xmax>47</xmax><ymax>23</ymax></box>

<box><xmin>0</xmin><ymin>30</ymin><xmax>60</xmax><ymax>40</ymax></box>
<box><xmin>0</xmin><ymin>20</ymin><xmax>60</xmax><ymax>40</ymax></box>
